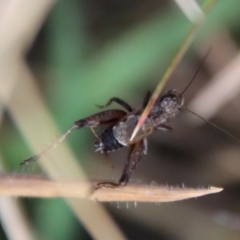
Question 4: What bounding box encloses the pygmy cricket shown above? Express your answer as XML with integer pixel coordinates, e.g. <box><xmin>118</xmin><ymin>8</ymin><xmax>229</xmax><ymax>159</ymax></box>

<box><xmin>21</xmin><ymin>58</ymin><xmax>239</xmax><ymax>191</ymax></box>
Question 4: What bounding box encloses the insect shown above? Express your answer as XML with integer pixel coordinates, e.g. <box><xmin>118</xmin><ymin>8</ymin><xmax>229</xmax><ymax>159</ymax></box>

<box><xmin>20</xmin><ymin>76</ymin><xmax>191</xmax><ymax>190</ymax></box>
<box><xmin>21</xmin><ymin>57</ymin><xmax>239</xmax><ymax>191</ymax></box>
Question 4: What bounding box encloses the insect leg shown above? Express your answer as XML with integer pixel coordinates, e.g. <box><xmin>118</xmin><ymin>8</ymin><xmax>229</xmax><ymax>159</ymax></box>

<box><xmin>96</xmin><ymin>97</ymin><xmax>133</xmax><ymax>112</ymax></box>
<box><xmin>95</xmin><ymin>140</ymin><xmax>144</xmax><ymax>190</ymax></box>
<box><xmin>21</xmin><ymin>110</ymin><xmax>127</xmax><ymax>165</ymax></box>
<box><xmin>75</xmin><ymin>109</ymin><xmax>127</xmax><ymax>128</ymax></box>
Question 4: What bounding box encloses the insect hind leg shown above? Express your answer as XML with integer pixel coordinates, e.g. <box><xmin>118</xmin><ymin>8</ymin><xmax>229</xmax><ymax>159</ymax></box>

<box><xmin>96</xmin><ymin>97</ymin><xmax>133</xmax><ymax>112</ymax></box>
<box><xmin>95</xmin><ymin>140</ymin><xmax>144</xmax><ymax>190</ymax></box>
<box><xmin>21</xmin><ymin>110</ymin><xmax>126</xmax><ymax>166</ymax></box>
<box><xmin>75</xmin><ymin>109</ymin><xmax>126</xmax><ymax>128</ymax></box>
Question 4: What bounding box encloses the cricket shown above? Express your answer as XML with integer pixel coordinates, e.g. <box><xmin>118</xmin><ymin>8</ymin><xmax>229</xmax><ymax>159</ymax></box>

<box><xmin>20</xmin><ymin>54</ymin><xmax>239</xmax><ymax>191</ymax></box>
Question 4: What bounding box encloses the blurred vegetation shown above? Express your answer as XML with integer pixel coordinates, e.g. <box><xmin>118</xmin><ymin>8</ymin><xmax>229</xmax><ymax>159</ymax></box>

<box><xmin>1</xmin><ymin>0</ymin><xmax>240</xmax><ymax>239</ymax></box>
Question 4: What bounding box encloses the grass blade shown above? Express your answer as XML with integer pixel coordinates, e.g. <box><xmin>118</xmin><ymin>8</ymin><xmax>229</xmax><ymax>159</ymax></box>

<box><xmin>130</xmin><ymin>0</ymin><xmax>215</xmax><ymax>141</ymax></box>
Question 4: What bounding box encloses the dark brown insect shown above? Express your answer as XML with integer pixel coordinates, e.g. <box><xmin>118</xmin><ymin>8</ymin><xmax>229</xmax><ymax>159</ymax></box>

<box><xmin>20</xmin><ymin>54</ymin><xmax>208</xmax><ymax>191</ymax></box>
<box><xmin>21</xmin><ymin>55</ymin><xmax>239</xmax><ymax>191</ymax></box>
<box><xmin>21</xmin><ymin>88</ymin><xmax>184</xmax><ymax>190</ymax></box>
<box><xmin>93</xmin><ymin>90</ymin><xmax>183</xmax><ymax>189</ymax></box>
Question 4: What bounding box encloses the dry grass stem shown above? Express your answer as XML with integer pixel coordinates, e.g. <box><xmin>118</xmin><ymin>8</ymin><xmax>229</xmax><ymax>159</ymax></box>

<box><xmin>0</xmin><ymin>0</ymin><xmax>126</xmax><ymax>239</ymax></box>
<box><xmin>2</xmin><ymin>61</ymin><xmax>126</xmax><ymax>240</ymax></box>
<box><xmin>0</xmin><ymin>197</ymin><xmax>36</xmax><ymax>240</ymax></box>
<box><xmin>0</xmin><ymin>174</ymin><xmax>223</xmax><ymax>202</ymax></box>
<box><xmin>174</xmin><ymin>0</ymin><xmax>203</xmax><ymax>22</ymax></box>
<box><xmin>189</xmin><ymin>52</ymin><xmax>240</xmax><ymax>122</ymax></box>
<box><xmin>130</xmin><ymin>0</ymin><xmax>214</xmax><ymax>141</ymax></box>
<box><xmin>0</xmin><ymin>157</ymin><xmax>36</xmax><ymax>240</ymax></box>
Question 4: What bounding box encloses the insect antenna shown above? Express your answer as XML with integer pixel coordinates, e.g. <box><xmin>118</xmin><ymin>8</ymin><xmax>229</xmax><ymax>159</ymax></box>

<box><xmin>180</xmin><ymin>49</ymin><xmax>240</xmax><ymax>144</ymax></box>
<box><xmin>181</xmin><ymin>48</ymin><xmax>211</xmax><ymax>96</ymax></box>
<box><xmin>184</xmin><ymin>107</ymin><xmax>240</xmax><ymax>144</ymax></box>
<box><xmin>20</xmin><ymin>124</ymin><xmax>78</xmax><ymax>165</ymax></box>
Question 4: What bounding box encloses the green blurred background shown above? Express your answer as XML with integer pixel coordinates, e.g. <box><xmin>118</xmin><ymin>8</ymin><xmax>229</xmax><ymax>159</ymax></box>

<box><xmin>1</xmin><ymin>0</ymin><xmax>240</xmax><ymax>239</ymax></box>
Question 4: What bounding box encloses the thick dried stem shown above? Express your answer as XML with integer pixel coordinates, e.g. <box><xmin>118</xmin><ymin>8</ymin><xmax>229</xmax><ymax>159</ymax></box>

<box><xmin>0</xmin><ymin>174</ymin><xmax>223</xmax><ymax>202</ymax></box>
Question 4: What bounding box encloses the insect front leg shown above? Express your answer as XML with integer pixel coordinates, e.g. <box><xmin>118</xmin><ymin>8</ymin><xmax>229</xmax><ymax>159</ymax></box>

<box><xmin>95</xmin><ymin>140</ymin><xmax>144</xmax><ymax>190</ymax></box>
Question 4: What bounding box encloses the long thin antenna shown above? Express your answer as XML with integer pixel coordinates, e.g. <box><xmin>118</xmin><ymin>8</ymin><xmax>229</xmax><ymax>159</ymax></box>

<box><xmin>181</xmin><ymin>48</ymin><xmax>212</xmax><ymax>96</ymax></box>
<box><xmin>184</xmin><ymin>107</ymin><xmax>240</xmax><ymax>144</ymax></box>
<box><xmin>20</xmin><ymin>124</ymin><xmax>78</xmax><ymax>165</ymax></box>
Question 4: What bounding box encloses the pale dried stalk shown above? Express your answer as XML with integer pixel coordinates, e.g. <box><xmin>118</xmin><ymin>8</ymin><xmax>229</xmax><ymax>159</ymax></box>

<box><xmin>0</xmin><ymin>1</ymin><xmax>54</xmax><ymax>240</ymax></box>
<box><xmin>0</xmin><ymin>1</ymin><xmax>126</xmax><ymax>239</ymax></box>
<box><xmin>0</xmin><ymin>197</ymin><xmax>36</xmax><ymax>240</ymax></box>
<box><xmin>174</xmin><ymin>0</ymin><xmax>203</xmax><ymax>22</ymax></box>
<box><xmin>0</xmin><ymin>174</ymin><xmax>223</xmax><ymax>202</ymax></box>
<box><xmin>0</xmin><ymin>157</ymin><xmax>36</xmax><ymax>240</ymax></box>
<box><xmin>189</xmin><ymin>52</ymin><xmax>240</xmax><ymax>122</ymax></box>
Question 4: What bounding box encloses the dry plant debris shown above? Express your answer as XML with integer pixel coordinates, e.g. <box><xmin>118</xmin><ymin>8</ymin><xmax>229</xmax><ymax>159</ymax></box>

<box><xmin>0</xmin><ymin>174</ymin><xmax>223</xmax><ymax>202</ymax></box>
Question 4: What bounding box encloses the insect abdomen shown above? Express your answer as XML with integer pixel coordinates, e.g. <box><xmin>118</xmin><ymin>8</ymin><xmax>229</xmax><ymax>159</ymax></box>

<box><xmin>94</xmin><ymin>127</ymin><xmax>124</xmax><ymax>153</ymax></box>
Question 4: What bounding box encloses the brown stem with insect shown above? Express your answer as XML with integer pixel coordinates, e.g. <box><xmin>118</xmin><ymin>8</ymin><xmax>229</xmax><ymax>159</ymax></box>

<box><xmin>0</xmin><ymin>174</ymin><xmax>223</xmax><ymax>202</ymax></box>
